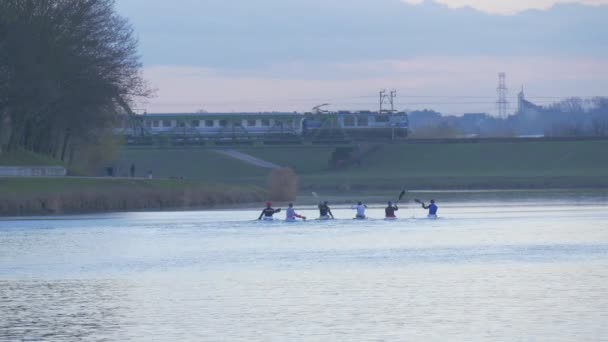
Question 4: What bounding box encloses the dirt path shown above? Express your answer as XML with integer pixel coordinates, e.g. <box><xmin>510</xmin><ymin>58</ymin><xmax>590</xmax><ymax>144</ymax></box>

<box><xmin>213</xmin><ymin>149</ymin><xmax>281</xmax><ymax>169</ymax></box>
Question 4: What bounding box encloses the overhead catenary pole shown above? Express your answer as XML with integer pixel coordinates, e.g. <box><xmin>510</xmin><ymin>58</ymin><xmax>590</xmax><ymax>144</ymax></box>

<box><xmin>390</xmin><ymin>89</ymin><xmax>397</xmax><ymax>113</ymax></box>
<box><xmin>497</xmin><ymin>72</ymin><xmax>508</xmax><ymax>118</ymax></box>
<box><xmin>379</xmin><ymin>89</ymin><xmax>386</xmax><ymax>113</ymax></box>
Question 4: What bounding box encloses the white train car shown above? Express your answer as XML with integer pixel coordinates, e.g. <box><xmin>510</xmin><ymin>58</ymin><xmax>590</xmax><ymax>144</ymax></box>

<box><xmin>118</xmin><ymin>112</ymin><xmax>304</xmax><ymax>137</ymax></box>
<box><xmin>118</xmin><ymin>110</ymin><xmax>409</xmax><ymax>143</ymax></box>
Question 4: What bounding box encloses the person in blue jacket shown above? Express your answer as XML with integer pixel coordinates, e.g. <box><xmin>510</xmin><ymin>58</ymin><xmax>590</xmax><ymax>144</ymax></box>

<box><xmin>419</xmin><ymin>199</ymin><xmax>438</xmax><ymax>218</ymax></box>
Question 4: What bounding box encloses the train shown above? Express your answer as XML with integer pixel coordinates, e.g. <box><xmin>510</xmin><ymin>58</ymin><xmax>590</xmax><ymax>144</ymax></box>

<box><xmin>117</xmin><ymin>110</ymin><xmax>409</xmax><ymax>145</ymax></box>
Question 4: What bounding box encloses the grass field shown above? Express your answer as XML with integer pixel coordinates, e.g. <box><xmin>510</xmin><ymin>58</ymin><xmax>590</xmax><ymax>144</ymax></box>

<box><xmin>294</xmin><ymin>140</ymin><xmax>608</xmax><ymax>189</ymax></box>
<box><xmin>239</xmin><ymin>146</ymin><xmax>336</xmax><ymax>173</ymax></box>
<box><xmin>115</xmin><ymin>140</ymin><xmax>608</xmax><ymax>190</ymax></box>
<box><xmin>114</xmin><ymin>148</ymin><xmax>269</xmax><ymax>183</ymax></box>
<box><xmin>0</xmin><ymin>149</ymin><xmax>64</xmax><ymax>166</ymax></box>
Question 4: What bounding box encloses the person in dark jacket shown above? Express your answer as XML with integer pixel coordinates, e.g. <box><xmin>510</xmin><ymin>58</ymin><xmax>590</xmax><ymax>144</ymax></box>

<box><xmin>318</xmin><ymin>201</ymin><xmax>334</xmax><ymax>219</ymax></box>
<box><xmin>385</xmin><ymin>201</ymin><xmax>399</xmax><ymax>218</ymax></box>
<box><xmin>258</xmin><ymin>202</ymin><xmax>281</xmax><ymax>220</ymax></box>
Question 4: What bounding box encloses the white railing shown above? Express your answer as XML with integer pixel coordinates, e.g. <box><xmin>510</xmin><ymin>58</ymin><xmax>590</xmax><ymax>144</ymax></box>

<box><xmin>0</xmin><ymin>166</ymin><xmax>67</xmax><ymax>177</ymax></box>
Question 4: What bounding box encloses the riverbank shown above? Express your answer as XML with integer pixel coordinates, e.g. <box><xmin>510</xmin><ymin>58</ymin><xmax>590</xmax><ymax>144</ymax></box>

<box><xmin>113</xmin><ymin>139</ymin><xmax>608</xmax><ymax>190</ymax></box>
<box><xmin>0</xmin><ymin>177</ymin><xmax>265</xmax><ymax>216</ymax></box>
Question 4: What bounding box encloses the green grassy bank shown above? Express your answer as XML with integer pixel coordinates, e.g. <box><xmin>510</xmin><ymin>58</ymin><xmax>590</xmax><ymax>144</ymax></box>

<box><xmin>0</xmin><ymin>178</ymin><xmax>264</xmax><ymax>216</ymax></box>
<box><xmin>116</xmin><ymin>139</ymin><xmax>608</xmax><ymax>190</ymax></box>
<box><xmin>0</xmin><ymin>149</ymin><xmax>64</xmax><ymax>166</ymax></box>
<box><xmin>296</xmin><ymin>140</ymin><xmax>608</xmax><ymax>190</ymax></box>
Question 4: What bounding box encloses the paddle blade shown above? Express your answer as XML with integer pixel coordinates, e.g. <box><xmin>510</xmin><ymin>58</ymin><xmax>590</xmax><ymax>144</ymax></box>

<box><xmin>398</xmin><ymin>190</ymin><xmax>406</xmax><ymax>201</ymax></box>
<box><xmin>312</xmin><ymin>192</ymin><xmax>319</xmax><ymax>198</ymax></box>
<box><xmin>414</xmin><ymin>199</ymin><xmax>422</xmax><ymax>204</ymax></box>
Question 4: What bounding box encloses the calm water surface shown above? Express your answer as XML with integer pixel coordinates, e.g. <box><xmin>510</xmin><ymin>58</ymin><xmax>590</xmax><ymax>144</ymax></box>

<box><xmin>1</xmin><ymin>197</ymin><xmax>608</xmax><ymax>341</ymax></box>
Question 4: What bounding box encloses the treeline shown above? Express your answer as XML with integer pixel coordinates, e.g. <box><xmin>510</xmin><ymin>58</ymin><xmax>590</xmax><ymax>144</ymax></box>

<box><xmin>542</xmin><ymin>97</ymin><xmax>608</xmax><ymax>137</ymax></box>
<box><xmin>408</xmin><ymin>97</ymin><xmax>608</xmax><ymax>139</ymax></box>
<box><xmin>0</xmin><ymin>0</ymin><xmax>147</xmax><ymax>164</ymax></box>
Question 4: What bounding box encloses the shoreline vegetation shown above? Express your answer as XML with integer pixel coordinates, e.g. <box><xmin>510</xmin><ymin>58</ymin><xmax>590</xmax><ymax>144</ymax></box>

<box><xmin>0</xmin><ymin>178</ymin><xmax>265</xmax><ymax>216</ymax></box>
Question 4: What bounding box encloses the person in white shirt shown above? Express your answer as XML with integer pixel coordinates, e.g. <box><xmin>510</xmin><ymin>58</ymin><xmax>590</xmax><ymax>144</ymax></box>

<box><xmin>285</xmin><ymin>203</ymin><xmax>306</xmax><ymax>221</ymax></box>
<box><xmin>351</xmin><ymin>201</ymin><xmax>367</xmax><ymax>219</ymax></box>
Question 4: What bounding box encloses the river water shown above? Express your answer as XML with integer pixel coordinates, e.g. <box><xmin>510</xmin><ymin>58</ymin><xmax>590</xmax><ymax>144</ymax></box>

<box><xmin>1</xmin><ymin>195</ymin><xmax>608</xmax><ymax>341</ymax></box>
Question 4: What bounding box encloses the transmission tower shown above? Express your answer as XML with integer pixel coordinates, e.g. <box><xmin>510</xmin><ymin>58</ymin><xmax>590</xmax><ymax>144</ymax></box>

<box><xmin>496</xmin><ymin>72</ymin><xmax>508</xmax><ymax>117</ymax></box>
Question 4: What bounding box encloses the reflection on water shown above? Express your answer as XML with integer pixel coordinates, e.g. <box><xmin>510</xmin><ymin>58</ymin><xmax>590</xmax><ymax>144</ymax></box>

<box><xmin>1</xmin><ymin>194</ymin><xmax>608</xmax><ymax>341</ymax></box>
<box><xmin>1</xmin><ymin>280</ymin><xmax>129</xmax><ymax>340</ymax></box>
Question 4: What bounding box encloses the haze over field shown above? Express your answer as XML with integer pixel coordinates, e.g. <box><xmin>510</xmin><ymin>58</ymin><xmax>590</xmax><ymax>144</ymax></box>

<box><xmin>116</xmin><ymin>0</ymin><xmax>608</xmax><ymax>114</ymax></box>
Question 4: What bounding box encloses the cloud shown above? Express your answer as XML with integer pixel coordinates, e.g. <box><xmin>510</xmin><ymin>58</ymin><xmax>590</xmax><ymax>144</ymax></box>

<box><xmin>117</xmin><ymin>0</ymin><xmax>608</xmax><ymax>69</ymax></box>
<box><xmin>401</xmin><ymin>0</ymin><xmax>608</xmax><ymax>14</ymax></box>
<box><xmin>138</xmin><ymin>57</ymin><xmax>608</xmax><ymax>115</ymax></box>
<box><xmin>115</xmin><ymin>1</ymin><xmax>608</xmax><ymax>114</ymax></box>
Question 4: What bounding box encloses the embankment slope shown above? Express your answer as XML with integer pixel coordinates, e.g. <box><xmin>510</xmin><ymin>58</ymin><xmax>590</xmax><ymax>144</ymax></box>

<box><xmin>116</xmin><ymin>140</ymin><xmax>608</xmax><ymax>190</ymax></box>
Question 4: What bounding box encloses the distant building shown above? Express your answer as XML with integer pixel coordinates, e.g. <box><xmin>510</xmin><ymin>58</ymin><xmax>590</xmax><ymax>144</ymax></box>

<box><xmin>517</xmin><ymin>87</ymin><xmax>543</xmax><ymax>117</ymax></box>
<box><xmin>511</xmin><ymin>87</ymin><xmax>549</xmax><ymax>136</ymax></box>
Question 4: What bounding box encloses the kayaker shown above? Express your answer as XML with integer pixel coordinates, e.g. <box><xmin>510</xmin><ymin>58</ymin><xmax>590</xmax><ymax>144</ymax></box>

<box><xmin>318</xmin><ymin>201</ymin><xmax>334</xmax><ymax>219</ymax></box>
<box><xmin>258</xmin><ymin>202</ymin><xmax>281</xmax><ymax>220</ymax></box>
<box><xmin>385</xmin><ymin>201</ymin><xmax>398</xmax><ymax>218</ymax></box>
<box><xmin>351</xmin><ymin>201</ymin><xmax>367</xmax><ymax>219</ymax></box>
<box><xmin>420</xmin><ymin>199</ymin><xmax>438</xmax><ymax>218</ymax></box>
<box><xmin>286</xmin><ymin>203</ymin><xmax>306</xmax><ymax>221</ymax></box>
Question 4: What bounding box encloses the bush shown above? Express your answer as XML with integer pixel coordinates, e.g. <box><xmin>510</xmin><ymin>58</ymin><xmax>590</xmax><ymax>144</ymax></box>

<box><xmin>267</xmin><ymin>167</ymin><xmax>298</xmax><ymax>201</ymax></box>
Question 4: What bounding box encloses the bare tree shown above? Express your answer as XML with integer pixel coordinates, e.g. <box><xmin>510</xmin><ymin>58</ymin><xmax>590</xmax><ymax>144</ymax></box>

<box><xmin>0</xmin><ymin>0</ymin><xmax>149</xmax><ymax>160</ymax></box>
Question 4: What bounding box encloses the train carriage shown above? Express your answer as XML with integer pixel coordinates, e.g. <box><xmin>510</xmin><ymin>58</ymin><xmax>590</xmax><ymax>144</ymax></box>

<box><xmin>118</xmin><ymin>110</ymin><xmax>409</xmax><ymax>145</ymax></box>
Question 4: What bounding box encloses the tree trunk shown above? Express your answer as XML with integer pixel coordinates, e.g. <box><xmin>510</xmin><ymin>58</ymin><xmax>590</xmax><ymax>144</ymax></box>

<box><xmin>60</xmin><ymin>129</ymin><xmax>71</xmax><ymax>161</ymax></box>
<box><xmin>0</xmin><ymin>110</ymin><xmax>12</xmax><ymax>155</ymax></box>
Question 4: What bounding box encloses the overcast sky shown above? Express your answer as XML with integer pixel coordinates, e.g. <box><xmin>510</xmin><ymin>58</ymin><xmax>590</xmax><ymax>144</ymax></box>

<box><xmin>116</xmin><ymin>0</ymin><xmax>608</xmax><ymax>115</ymax></box>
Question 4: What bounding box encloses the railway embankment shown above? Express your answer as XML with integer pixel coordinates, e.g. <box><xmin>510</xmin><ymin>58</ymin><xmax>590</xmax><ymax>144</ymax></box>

<box><xmin>115</xmin><ymin>139</ymin><xmax>608</xmax><ymax>191</ymax></box>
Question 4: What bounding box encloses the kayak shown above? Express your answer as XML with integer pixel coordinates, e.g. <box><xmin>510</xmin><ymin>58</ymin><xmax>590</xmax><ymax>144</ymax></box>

<box><xmin>285</xmin><ymin>218</ymin><xmax>307</xmax><ymax>222</ymax></box>
<box><xmin>353</xmin><ymin>216</ymin><xmax>367</xmax><ymax>220</ymax></box>
<box><xmin>427</xmin><ymin>214</ymin><xmax>438</xmax><ymax>219</ymax></box>
<box><xmin>261</xmin><ymin>217</ymin><xmax>274</xmax><ymax>221</ymax></box>
<box><xmin>317</xmin><ymin>215</ymin><xmax>332</xmax><ymax>220</ymax></box>
<box><xmin>384</xmin><ymin>217</ymin><xmax>397</xmax><ymax>221</ymax></box>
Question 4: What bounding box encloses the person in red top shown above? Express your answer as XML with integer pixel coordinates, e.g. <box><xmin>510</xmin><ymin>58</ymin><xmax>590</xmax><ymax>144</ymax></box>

<box><xmin>385</xmin><ymin>201</ymin><xmax>399</xmax><ymax>218</ymax></box>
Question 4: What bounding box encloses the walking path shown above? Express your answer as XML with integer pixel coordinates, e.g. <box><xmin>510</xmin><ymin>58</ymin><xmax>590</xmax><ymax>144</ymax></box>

<box><xmin>213</xmin><ymin>149</ymin><xmax>281</xmax><ymax>169</ymax></box>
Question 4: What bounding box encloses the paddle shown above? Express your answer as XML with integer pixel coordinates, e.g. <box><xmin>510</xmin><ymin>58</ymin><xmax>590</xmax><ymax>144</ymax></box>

<box><xmin>396</xmin><ymin>189</ymin><xmax>406</xmax><ymax>204</ymax></box>
<box><xmin>312</xmin><ymin>191</ymin><xmax>321</xmax><ymax>208</ymax></box>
